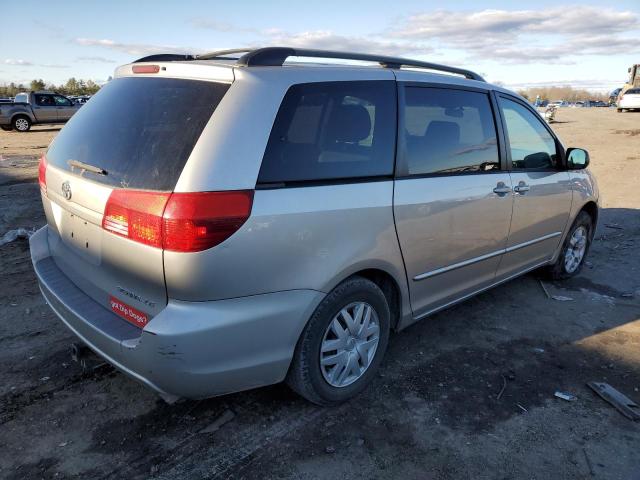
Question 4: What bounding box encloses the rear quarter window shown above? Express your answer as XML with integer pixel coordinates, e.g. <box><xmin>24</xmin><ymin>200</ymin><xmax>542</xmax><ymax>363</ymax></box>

<box><xmin>46</xmin><ymin>77</ymin><xmax>229</xmax><ymax>191</ymax></box>
<box><xmin>258</xmin><ymin>81</ymin><xmax>396</xmax><ymax>184</ymax></box>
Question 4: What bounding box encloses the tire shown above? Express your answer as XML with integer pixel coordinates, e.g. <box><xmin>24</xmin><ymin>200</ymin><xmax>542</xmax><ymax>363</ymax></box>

<box><xmin>12</xmin><ymin>116</ymin><xmax>31</xmax><ymax>132</ymax></box>
<box><xmin>546</xmin><ymin>211</ymin><xmax>593</xmax><ymax>280</ymax></box>
<box><xmin>0</xmin><ymin>125</ymin><xmax>12</xmax><ymax>131</ymax></box>
<box><xmin>286</xmin><ymin>276</ymin><xmax>390</xmax><ymax>406</ymax></box>
<box><xmin>617</xmin><ymin>108</ymin><xmax>623</xmax><ymax>113</ymax></box>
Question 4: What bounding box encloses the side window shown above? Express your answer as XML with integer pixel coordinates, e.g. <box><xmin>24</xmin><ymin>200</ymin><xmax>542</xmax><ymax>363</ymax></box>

<box><xmin>499</xmin><ymin>97</ymin><xmax>558</xmax><ymax>170</ymax></box>
<box><xmin>35</xmin><ymin>94</ymin><xmax>54</xmax><ymax>106</ymax></box>
<box><xmin>53</xmin><ymin>95</ymin><xmax>72</xmax><ymax>106</ymax></box>
<box><xmin>258</xmin><ymin>81</ymin><xmax>396</xmax><ymax>183</ymax></box>
<box><xmin>402</xmin><ymin>87</ymin><xmax>499</xmax><ymax>176</ymax></box>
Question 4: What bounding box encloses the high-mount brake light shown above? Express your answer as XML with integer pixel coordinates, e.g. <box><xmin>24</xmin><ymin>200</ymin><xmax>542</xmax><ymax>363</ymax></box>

<box><xmin>38</xmin><ymin>154</ymin><xmax>47</xmax><ymax>194</ymax></box>
<box><xmin>102</xmin><ymin>190</ymin><xmax>253</xmax><ymax>252</ymax></box>
<box><xmin>132</xmin><ymin>64</ymin><xmax>160</xmax><ymax>74</ymax></box>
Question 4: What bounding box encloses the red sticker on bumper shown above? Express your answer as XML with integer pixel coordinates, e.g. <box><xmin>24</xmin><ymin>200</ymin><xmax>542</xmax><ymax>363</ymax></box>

<box><xmin>109</xmin><ymin>296</ymin><xmax>148</xmax><ymax>327</ymax></box>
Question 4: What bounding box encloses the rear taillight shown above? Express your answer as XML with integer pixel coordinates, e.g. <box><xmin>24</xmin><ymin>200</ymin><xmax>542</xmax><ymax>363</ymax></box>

<box><xmin>103</xmin><ymin>190</ymin><xmax>169</xmax><ymax>248</ymax></box>
<box><xmin>102</xmin><ymin>190</ymin><xmax>253</xmax><ymax>252</ymax></box>
<box><xmin>162</xmin><ymin>191</ymin><xmax>254</xmax><ymax>252</ymax></box>
<box><xmin>38</xmin><ymin>154</ymin><xmax>47</xmax><ymax>194</ymax></box>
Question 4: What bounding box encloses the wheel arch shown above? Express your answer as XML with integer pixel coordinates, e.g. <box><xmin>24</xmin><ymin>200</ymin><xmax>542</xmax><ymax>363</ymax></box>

<box><xmin>326</xmin><ymin>265</ymin><xmax>408</xmax><ymax>331</ymax></box>
<box><xmin>580</xmin><ymin>200</ymin><xmax>599</xmax><ymax>233</ymax></box>
<box><xmin>11</xmin><ymin>112</ymin><xmax>34</xmax><ymax>124</ymax></box>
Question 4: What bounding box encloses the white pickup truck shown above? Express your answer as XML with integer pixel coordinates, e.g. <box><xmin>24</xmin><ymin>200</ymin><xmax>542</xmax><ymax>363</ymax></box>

<box><xmin>0</xmin><ymin>91</ymin><xmax>80</xmax><ymax>132</ymax></box>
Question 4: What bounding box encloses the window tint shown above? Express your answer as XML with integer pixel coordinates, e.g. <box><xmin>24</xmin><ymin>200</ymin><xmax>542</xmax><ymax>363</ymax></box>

<box><xmin>258</xmin><ymin>81</ymin><xmax>396</xmax><ymax>183</ymax></box>
<box><xmin>402</xmin><ymin>87</ymin><xmax>499</xmax><ymax>176</ymax></box>
<box><xmin>626</xmin><ymin>88</ymin><xmax>640</xmax><ymax>94</ymax></box>
<box><xmin>35</xmin><ymin>94</ymin><xmax>54</xmax><ymax>106</ymax></box>
<box><xmin>46</xmin><ymin>77</ymin><xmax>229</xmax><ymax>190</ymax></box>
<box><xmin>499</xmin><ymin>97</ymin><xmax>558</xmax><ymax>170</ymax></box>
<box><xmin>53</xmin><ymin>95</ymin><xmax>72</xmax><ymax>106</ymax></box>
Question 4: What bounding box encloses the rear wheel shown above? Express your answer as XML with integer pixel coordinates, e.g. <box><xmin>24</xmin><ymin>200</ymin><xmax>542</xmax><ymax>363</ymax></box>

<box><xmin>286</xmin><ymin>276</ymin><xmax>390</xmax><ymax>406</ymax></box>
<box><xmin>546</xmin><ymin>211</ymin><xmax>593</xmax><ymax>280</ymax></box>
<box><xmin>12</xmin><ymin>116</ymin><xmax>31</xmax><ymax>132</ymax></box>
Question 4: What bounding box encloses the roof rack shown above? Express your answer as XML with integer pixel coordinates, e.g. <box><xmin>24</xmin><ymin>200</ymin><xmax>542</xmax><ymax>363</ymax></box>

<box><xmin>133</xmin><ymin>47</ymin><xmax>485</xmax><ymax>82</ymax></box>
<box><xmin>196</xmin><ymin>48</ymin><xmax>253</xmax><ymax>60</ymax></box>
<box><xmin>237</xmin><ymin>47</ymin><xmax>485</xmax><ymax>82</ymax></box>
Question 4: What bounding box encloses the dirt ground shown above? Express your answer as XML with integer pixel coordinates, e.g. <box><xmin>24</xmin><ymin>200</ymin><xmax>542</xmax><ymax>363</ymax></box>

<box><xmin>0</xmin><ymin>109</ymin><xmax>639</xmax><ymax>480</ymax></box>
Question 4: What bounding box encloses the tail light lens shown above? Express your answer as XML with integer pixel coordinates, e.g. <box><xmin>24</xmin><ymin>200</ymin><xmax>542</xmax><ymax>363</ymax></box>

<box><xmin>102</xmin><ymin>190</ymin><xmax>253</xmax><ymax>252</ymax></box>
<box><xmin>103</xmin><ymin>190</ymin><xmax>169</xmax><ymax>248</ymax></box>
<box><xmin>163</xmin><ymin>191</ymin><xmax>254</xmax><ymax>252</ymax></box>
<box><xmin>38</xmin><ymin>154</ymin><xmax>47</xmax><ymax>193</ymax></box>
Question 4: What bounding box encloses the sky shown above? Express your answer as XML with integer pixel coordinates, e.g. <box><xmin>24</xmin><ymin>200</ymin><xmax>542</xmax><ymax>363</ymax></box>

<box><xmin>1</xmin><ymin>0</ymin><xmax>639</xmax><ymax>92</ymax></box>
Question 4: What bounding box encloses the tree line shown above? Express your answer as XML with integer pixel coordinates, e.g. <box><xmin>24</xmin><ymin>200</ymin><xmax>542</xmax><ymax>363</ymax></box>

<box><xmin>517</xmin><ymin>86</ymin><xmax>610</xmax><ymax>103</ymax></box>
<box><xmin>0</xmin><ymin>77</ymin><xmax>107</xmax><ymax>98</ymax></box>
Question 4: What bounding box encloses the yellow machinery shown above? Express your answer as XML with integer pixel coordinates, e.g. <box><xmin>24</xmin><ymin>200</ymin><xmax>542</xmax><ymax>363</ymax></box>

<box><xmin>619</xmin><ymin>64</ymin><xmax>640</xmax><ymax>99</ymax></box>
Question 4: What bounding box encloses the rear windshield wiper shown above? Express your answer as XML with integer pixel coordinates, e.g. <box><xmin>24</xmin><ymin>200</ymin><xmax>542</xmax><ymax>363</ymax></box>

<box><xmin>67</xmin><ymin>159</ymin><xmax>108</xmax><ymax>176</ymax></box>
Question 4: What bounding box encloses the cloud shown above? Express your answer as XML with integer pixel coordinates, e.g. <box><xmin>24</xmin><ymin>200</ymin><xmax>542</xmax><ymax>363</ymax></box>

<box><xmin>189</xmin><ymin>18</ymin><xmax>257</xmax><ymax>33</ymax></box>
<box><xmin>4</xmin><ymin>59</ymin><xmax>68</xmax><ymax>68</ymax></box>
<box><xmin>389</xmin><ymin>6</ymin><xmax>640</xmax><ymax>63</ymax></box>
<box><xmin>4</xmin><ymin>59</ymin><xmax>34</xmax><ymax>66</ymax></box>
<box><xmin>74</xmin><ymin>38</ymin><xmax>200</xmax><ymax>56</ymax></box>
<box><xmin>261</xmin><ymin>30</ymin><xmax>431</xmax><ymax>57</ymax></box>
<box><xmin>76</xmin><ymin>56</ymin><xmax>116</xmax><ymax>64</ymax></box>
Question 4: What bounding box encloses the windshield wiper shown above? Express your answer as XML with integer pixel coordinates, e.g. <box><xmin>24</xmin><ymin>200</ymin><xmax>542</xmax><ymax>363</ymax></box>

<box><xmin>67</xmin><ymin>159</ymin><xmax>108</xmax><ymax>176</ymax></box>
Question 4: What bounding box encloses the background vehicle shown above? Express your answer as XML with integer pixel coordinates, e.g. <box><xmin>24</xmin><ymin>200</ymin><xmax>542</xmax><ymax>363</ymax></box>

<box><xmin>0</xmin><ymin>91</ymin><xmax>80</xmax><ymax>131</ymax></box>
<box><xmin>618</xmin><ymin>87</ymin><xmax>640</xmax><ymax>112</ymax></box>
<box><xmin>609</xmin><ymin>88</ymin><xmax>622</xmax><ymax>105</ymax></box>
<box><xmin>30</xmin><ymin>48</ymin><xmax>599</xmax><ymax>405</ymax></box>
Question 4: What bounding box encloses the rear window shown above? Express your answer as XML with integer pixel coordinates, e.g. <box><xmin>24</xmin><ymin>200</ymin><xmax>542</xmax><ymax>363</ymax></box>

<box><xmin>46</xmin><ymin>77</ymin><xmax>229</xmax><ymax>191</ymax></box>
<box><xmin>626</xmin><ymin>88</ymin><xmax>640</xmax><ymax>94</ymax></box>
<box><xmin>258</xmin><ymin>81</ymin><xmax>396</xmax><ymax>184</ymax></box>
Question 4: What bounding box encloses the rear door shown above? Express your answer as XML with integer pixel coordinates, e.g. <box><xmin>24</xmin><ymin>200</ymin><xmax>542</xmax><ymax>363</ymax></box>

<box><xmin>393</xmin><ymin>85</ymin><xmax>513</xmax><ymax>318</ymax></box>
<box><xmin>494</xmin><ymin>94</ymin><xmax>572</xmax><ymax>277</ymax></box>
<box><xmin>53</xmin><ymin>95</ymin><xmax>76</xmax><ymax>121</ymax></box>
<box><xmin>32</xmin><ymin>94</ymin><xmax>57</xmax><ymax>122</ymax></box>
<box><xmin>42</xmin><ymin>76</ymin><xmax>230</xmax><ymax>322</ymax></box>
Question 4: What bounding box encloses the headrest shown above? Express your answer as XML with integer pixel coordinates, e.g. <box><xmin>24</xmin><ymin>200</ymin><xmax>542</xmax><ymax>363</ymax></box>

<box><xmin>326</xmin><ymin>104</ymin><xmax>372</xmax><ymax>143</ymax></box>
<box><xmin>424</xmin><ymin>121</ymin><xmax>460</xmax><ymax>143</ymax></box>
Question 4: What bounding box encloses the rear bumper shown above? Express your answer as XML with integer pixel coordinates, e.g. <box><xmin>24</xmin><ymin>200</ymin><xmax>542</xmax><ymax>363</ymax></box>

<box><xmin>30</xmin><ymin>226</ymin><xmax>324</xmax><ymax>400</ymax></box>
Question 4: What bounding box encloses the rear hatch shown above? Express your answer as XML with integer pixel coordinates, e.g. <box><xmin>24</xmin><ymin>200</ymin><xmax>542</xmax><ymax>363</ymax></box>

<box><xmin>41</xmin><ymin>74</ymin><xmax>230</xmax><ymax>326</ymax></box>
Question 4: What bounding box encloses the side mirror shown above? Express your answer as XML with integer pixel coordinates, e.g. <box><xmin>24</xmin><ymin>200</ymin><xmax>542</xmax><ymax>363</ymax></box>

<box><xmin>566</xmin><ymin>148</ymin><xmax>590</xmax><ymax>169</ymax></box>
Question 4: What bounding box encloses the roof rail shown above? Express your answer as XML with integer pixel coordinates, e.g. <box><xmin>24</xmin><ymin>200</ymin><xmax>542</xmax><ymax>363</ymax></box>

<box><xmin>133</xmin><ymin>54</ymin><xmax>196</xmax><ymax>63</ymax></box>
<box><xmin>196</xmin><ymin>48</ymin><xmax>253</xmax><ymax>60</ymax></box>
<box><xmin>237</xmin><ymin>47</ymin><xmax>485</xmax><ymax>82</ymax></box>
<box><xmin>131</xmin><ymin>47</ymin><xmax>485</xmax><ymax>82</ymax></box>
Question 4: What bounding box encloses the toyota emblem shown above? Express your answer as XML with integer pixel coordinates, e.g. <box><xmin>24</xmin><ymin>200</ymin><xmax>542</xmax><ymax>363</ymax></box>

<box><xmin>61</xmin><ymin>181</ymin><xmax>72</xmax><ymax>200</ymax></box>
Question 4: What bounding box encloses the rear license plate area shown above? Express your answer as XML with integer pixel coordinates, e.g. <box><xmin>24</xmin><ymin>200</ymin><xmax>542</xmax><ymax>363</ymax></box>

<box><xmin>59</xmin><ymin>210</ymin><xmax>101</xmax><ymax>264</ymax></box>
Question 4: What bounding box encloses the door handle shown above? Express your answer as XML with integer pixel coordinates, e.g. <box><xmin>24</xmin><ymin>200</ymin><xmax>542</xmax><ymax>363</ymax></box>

<box><xmin>493</xmin><ymin>182</ymin><xmax>512</xmax><ymax>195</ymax></box>
<box><xmin>514</xmin><ymin>182</ymin><xmax>530</xmax><ymax>194</ymax></box>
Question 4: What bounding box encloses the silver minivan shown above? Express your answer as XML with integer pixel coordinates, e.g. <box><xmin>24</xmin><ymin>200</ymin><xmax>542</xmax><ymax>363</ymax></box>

<box><xmin>30</xmin><ymin>48</ymin><xmax>598</xmax><ymax>405</ymax></box>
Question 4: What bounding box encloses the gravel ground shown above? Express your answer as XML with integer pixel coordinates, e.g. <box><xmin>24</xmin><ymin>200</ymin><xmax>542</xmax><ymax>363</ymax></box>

<box><xmin>0</xmin><ymin>109</ymin><xmax>639</xmax><ymax>479</ymax></box>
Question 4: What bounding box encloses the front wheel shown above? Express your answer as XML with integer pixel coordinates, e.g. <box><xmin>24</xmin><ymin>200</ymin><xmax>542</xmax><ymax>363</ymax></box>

<box><xmin>12</xmin><ymin>116</ymin><xmax>31</xmax><ymax>132</ymax></box>
<box><xmin>546</xmin><ymin>211</ymin><xmax>593</xmax><ymax>280</ymax></box>
<box><xmin>286</xmin><ymin>276</ymin><xmax>390</xmax><ymax>406</ymax></box>
<box><xmin>0</xmin><ymin>125</ymin><xmax>12</xmax><ymax>131</ymax></box>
